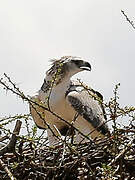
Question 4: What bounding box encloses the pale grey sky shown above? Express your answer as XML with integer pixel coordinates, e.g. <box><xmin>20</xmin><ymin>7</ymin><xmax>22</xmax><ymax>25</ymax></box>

<box><xmin>0</xmin><ymin>0</ymin><xmax>135</xmax><ymax>117</ymax></box>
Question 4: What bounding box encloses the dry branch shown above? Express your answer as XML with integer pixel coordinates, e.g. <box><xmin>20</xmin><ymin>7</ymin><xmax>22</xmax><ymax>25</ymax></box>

<box><xmin>0</xmin><ymin>120</ymin><xmax>22</xmax><ymax>156</ymax></box>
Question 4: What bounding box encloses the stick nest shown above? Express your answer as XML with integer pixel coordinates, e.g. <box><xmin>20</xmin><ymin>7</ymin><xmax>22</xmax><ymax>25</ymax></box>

<box><xmin>0</xmin><ymin>120</ymin><xmax>135</xmax><ymax>180</ymax></box>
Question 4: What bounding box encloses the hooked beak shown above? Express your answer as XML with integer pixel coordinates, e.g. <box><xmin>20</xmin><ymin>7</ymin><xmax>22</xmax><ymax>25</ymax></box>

<box><xmin>79</xmin><ymin>61</ymin><xmax>91</xmax><ymax>71</ymax></box>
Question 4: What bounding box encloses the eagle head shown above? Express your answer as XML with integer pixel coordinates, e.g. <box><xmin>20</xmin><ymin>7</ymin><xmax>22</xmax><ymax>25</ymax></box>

<box><xmin>46</xmin><ymin>56</ymin><xmax>91</xmax><ymax>83</ymax></box>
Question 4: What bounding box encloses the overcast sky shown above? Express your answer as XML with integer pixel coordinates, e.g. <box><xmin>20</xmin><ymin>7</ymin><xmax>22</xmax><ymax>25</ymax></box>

<box><xmin>0</xmin><ymin>0</ymin><xmax>135</xmax><ymax>118</ymax></box>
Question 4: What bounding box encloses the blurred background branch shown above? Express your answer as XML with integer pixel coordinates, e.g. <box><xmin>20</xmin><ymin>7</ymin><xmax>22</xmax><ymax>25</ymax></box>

<box><xmin>121</xmin><ymin>10</ymin><xmax>135</xmax><ymax>30</ymax></box>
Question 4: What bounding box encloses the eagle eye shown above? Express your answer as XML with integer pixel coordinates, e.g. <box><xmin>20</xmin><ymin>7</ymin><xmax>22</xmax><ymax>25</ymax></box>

<box><xmin>71</xmin><ymin>60</ymin><xmax>83</xmax><ymax>66</ymax></box>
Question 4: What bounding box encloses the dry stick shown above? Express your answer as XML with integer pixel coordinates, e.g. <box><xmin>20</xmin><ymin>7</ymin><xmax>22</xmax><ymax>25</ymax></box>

<box><xmin>0</xmin><ymin>158</ymin><xmax>16</xmax><ymax>180</ymax></box>
<box><xmin>0</xmin><ymin>120</ymin><xmax>22</xmax><ymax>156</ymax></box>
<box><xmin>0</xmin><ymin>114</ymin><xmax>30</xmax><ymax>123</ymax></box>
<box><xmin>47</xmin><ymin>72</ymin><xmax>58</xmax><ymax>111</ymax></box>
<box><xmin>112</xmin><ymin>84</ymin><xmax>119</xmax><ymax>154</ymax></box>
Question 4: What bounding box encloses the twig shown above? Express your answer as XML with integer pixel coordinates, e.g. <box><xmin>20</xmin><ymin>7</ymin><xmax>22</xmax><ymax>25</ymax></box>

<box><xmin>121</xmin><ymin>10</ymin><xmax>135</xmax><ymax>30</ymax></box>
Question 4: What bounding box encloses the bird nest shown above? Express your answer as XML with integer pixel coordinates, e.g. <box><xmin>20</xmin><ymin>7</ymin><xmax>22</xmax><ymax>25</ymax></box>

<box><xmin>0</xmin><ymin>119</ymin><xmax>135</xmax><ymax>180</ymax></box>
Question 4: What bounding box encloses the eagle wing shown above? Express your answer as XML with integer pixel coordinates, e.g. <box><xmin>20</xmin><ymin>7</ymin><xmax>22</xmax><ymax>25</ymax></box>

<box><xmin>65</xmin><ymin>83</ymin><xmax>109</xmax><ymax>139</ymax></box>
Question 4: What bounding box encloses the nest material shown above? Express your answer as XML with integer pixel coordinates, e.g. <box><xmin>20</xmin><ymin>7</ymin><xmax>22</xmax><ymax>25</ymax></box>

<box><xmin>0</xmin><ymin>120</ymin><xmax>135</xmax><ymax>180</ymax></box>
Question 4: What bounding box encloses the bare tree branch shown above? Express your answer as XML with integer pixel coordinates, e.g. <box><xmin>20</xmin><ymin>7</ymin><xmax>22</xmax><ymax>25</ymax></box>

<box><xmin>121</xmin><ymin>10</ymin><xmax>135</xmax><ymax>30</ymax></box>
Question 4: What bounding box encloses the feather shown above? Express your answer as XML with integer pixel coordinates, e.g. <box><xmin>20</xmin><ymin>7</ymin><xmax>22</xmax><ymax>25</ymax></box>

<box><xmin>66</xmin><ymin>82</ymin><xmax>109</xmax><ymax>136</ymax></box>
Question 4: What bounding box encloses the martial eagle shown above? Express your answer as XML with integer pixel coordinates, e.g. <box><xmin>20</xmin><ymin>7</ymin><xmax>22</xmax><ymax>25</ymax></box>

<box><xmin>30</xmin><ymin>56</ymin><xmax>110</xmax><ymax>145</ymax></box>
